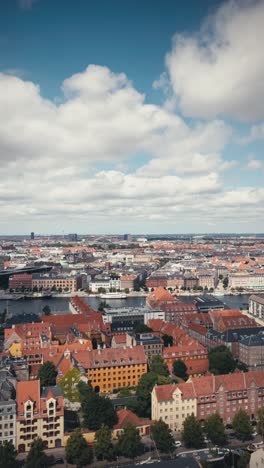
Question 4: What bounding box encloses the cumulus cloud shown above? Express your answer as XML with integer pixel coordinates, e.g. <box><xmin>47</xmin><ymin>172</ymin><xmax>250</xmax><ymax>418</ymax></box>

<box><xmin>0</xmin><ymin>64</ymin><xmax>262</xmax><ymax>232</ymax></box>
<box><xmin>164</xmin><ymin>0</ymin><xmax>264</xmax><ymax>121</ymax></box>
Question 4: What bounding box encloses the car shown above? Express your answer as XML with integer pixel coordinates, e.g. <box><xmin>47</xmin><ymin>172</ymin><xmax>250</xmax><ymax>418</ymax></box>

<box><xmin>252</xmin><ymin>431</ymin><xmax>258</xmax><ymax>437</ymax></box>
<box><xmin>174</xmin><ymin>441</ymin><xmax>182</xmax><ymax>448</ymax></box>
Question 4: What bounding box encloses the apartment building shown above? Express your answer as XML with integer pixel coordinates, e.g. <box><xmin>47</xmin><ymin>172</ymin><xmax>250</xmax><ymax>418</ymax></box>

<box><xmin>0</xmin><ymin>371</ymin><xmax>16</xmax><ymax>447</ymax></box>
<box><xmin>9</xmin><ymin>273</ymin><xmax>33</xmax><ymax>290</ymax></box>
<box><xmin>16</xmin><ymin>380</ymin><xmax>64</xmax><ymax>452</ymax></box>
<box><xmin>72</xmin><ymin>346</ymin><xmax>147</xmax><ymax>393</ymax></box>
<box><xmin>32</xmin><ymin>275</ymin><xmax>77</xmax><ymax>292</ymax></box>
<box><xmin>249</xmin><ymin>295</ymin><xmax>264</xmax><ymax>320</ymax></box>
<box><xmin>127</xmin><ymin>333</ymin><xmax>163</xmax><ymax>358</ymax></box>
<box><xmin>229</xmin><ymin>273</ymin><xmax>264</xmax><ymax>290</ymax></box>
<box><xmin>152</xmin><ymin>371</ymin><xmax>264</xmax><ymax>431</ymax></box>
<box><xmin>120</xmin><ymin>275</ymin><xmax>137</xmax><ymax>291</ymax></box>
<box><xmin>89</xmin><ymin>277</ymin><xmax>121</xmax><ymax>293</ymax></box>
<box><xmin>162</xmin><ymin>344</ymin><xmax>209</xmax><ymax>376</ymax></box>
<box><xmin>239</xmin><ymin>332</ymin><xmax>264</xmax><ymax>371</ymax></box>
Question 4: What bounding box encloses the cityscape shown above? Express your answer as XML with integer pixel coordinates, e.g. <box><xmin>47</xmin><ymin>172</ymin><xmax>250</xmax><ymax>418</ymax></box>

<box><xmin>1</xmin><ymin>0</ymin><xmax>264</xmax><ymax>467</ymax></box>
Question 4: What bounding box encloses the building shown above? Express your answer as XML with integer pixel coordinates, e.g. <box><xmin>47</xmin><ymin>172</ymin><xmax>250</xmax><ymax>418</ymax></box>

<box><xmin>112</xmin><ymin>409</ymin><xmax>151</xmax><ymax>439</ymax></box>
<box><xmin>72</xmin><ymin>346</ymin><xmax>147</xmax><ymax>393</ymax></box>
<box><xmin>249</xmin><ymin>295</ymin><xmax>264</xmax><ymax>320</ymax></box>
<box><xmin>89</xmin><ymin>277</ymin><xmax>121</xmax><ymax>293</ymax></box>
<box><xmin>198</xmin><ymin>273</ymin><xmax>216</xmax><ymax>290</ymax></box>
<box><xmin>161</xmin><ymin>302</ymin><xmax>197</xmax><ymax>325</ymax></box>
<box><xmin>32</xmin><ymin>275</ymin><xmax>77</xmax><ymax>292</ymax></box>
<box><xmin>146</xmin><ymin>287</ymin><xmax>177</xmax><ymax>309</ymax></box>
<box><xmin>16</xmin><ymin>380</ymin><xmax>64</xmax><ymax>452</ymax></box>
<box><xmin>239</xmin><ymin>332</ymin><xmax>264</xmax><ymax>371</ymax></box>
<box><xmin>162</xmin><ymin>344</ymin><xmax>209</xmax><ymax>376</ymax></box>
<box><xmin>120</xmin><ymin>275</ymin><xmax>137</xmax><ymax>291</ymax></box>
<box><xmin>9</xmin><ymin>273</ymin><xmax>33</xmax><ymax>290</ymax></box>
<box><xmin>0</xmin><ymin>370</ymin><xmax>16</xmax><ymax>447</ymax></box>
<box><xmin>127</xmin><ymin>333</ymin><xmax>163</xmax><ymax>358</ymax></box>
<box><xmin>209</xmin><ymin>309</ymin><xmax>259</xmax><ymax>332</ymax></box>
<box><xmin>229</xmin><ymin>273</ymin><xmax>264</xmax><ymax>290</ymax></box>
<box><xmin>151</xmin><ymin>370</ymin><xmax>264</xmax><ymax>431</ymax></box>
<box><xmin>194</xmin><ymin>295</ymin><xmax>224</xmax><ymax>313</ymax></box>
<box><xmin>102</xmin><ymin>307</ymin><xmax>165</xmax><ymax>333</ymax></box>
<box><xmin>250</xmin><ymin>447</ymin><xmax>264</xmax><ymax>468</ymax></box>
<box><xmin>30</xmin><ymin>232</ymin><xmax>34</xmax><ymax>240</ymax></box>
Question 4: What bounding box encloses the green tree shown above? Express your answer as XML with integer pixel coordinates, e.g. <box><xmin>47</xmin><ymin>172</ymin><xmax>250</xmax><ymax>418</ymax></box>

<box><xmin>173</xmin><ymin>360</ymin><xmax>188</xmax><ymax>380</ymax></box>
<box><xmin>117</xmin><ymin>423</ymin><xmax>143</xmax><ymax>459</ymax></box>
<box><xmin>182</xmin><ymin>414</ymin><xmax>203</xmax><ymax>448</ymax></box>
<box><xmin>209</xmin><ymin>346</ymin><xmax>236</xmax><ymax>375</ymax></box>
<box><xmin>162</xmin><ymin>334</ymin><xmax>173</xmax><ymax>347</ymax></box>
<box><xmin>0</xmin><ymin>440</ymin><xmax>17</xmax><ymax>468</ymax></box>
<box><xmin>78</xmin><ymin>382</ymin><xmax>117</xmax><ymax>430</ymax></box>
<box><xmin>151</xmin><ymin>420</ymin><xmax>175</xmax><ymax>453</ymax></box>
<box><xmin>232</xmin><ymin>409</ymin><xmax>252</xmax><ymax>441</ymax></box>
<box><xmin>134</xmin><ymin>323</ymin><xmax>153</xmax><ymax>334</ymax></box>
<box><xmin>223</xmin><ymin>277</ymin><xmax>229</xmax><ymax>288</ymax></box>
<box><xmin>134</xmin><ymin>372</ymin><xmax>172</xmax><ymax>417</ymax></box>
<box><xmin>37</xmin><ymin>361</ymin><xmax>58</xmax><ymax>387</ymax></box>
<box><xmin>94</xmin><ymin>424</ymin><xmax>114</xmax><ymax>461</ymax></box>
<box><xmin>149</xmin><ymin>355</ymin><xmax>169</xmax><ymax>377</ymax></box>
<box><xmin>42</xmin><ymin>305</ymin><xmax>51</xmax><ymax>316</ymax></box>
<box><xmin>257</xmin><ymin>407</ymin><xmax>264</xmax><ymax>437</ymax></box>
<box><xmin>204</xmin><ymin>413</ymin><xmax>227</xmax><ymax>445</ymax></box>
<box><xmin>25</xmin><ymin>437</ymin><xmax>49</xmax><ymax>468</ymax></box>
<box><xmin>66</xmin><ymin>429</ymin><xmax>93</xmax><ymax>468</ymax></box>
<box><xmin>58</xmin><ymin>368</ymin><xmax>82</xmax><ymax>402</ymax></box>
<box><xmin>237</xmin><ymin>451</ymin><xmax>250</xmax><ymax>468</ymax></box>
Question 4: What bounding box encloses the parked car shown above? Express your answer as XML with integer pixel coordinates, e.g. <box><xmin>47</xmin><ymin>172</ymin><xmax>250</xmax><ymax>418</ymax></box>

<box><xmin>174</xmin><ymin>441</ymin><xmax>182</xmax><ymax>448</ymax></box>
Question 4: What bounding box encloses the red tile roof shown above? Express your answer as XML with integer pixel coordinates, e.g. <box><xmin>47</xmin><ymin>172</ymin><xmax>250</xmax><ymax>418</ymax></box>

<box><xmin>114</xmin><ymin>409</ymin><xmax>151</xmax><ymax>429</ymax></box>
<box><xmin>73</xmin><ymin>345</ymin><xmax>147</xmax><ymax>369</ymax></box>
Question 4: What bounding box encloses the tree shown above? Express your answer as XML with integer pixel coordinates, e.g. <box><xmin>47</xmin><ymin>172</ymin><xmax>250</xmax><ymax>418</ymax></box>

<box><xmin>58</xmin><ymin>368</ymin><xmax>82</xmax><ymax>402</ymax></box>
<box><xmin>162</xmin><ymin>334</ymin><xmax>173</xmax><ymax>347</ymax></box>
<box><xmin>25</xmin><ymin>437</ymin><xmax>49</xmax><ymax>468</ymax></box>
<box><xmin>257</xmin><ymin>407</ymin><xmax>264</xmax><ymax>437</ymax></box>
<box><xmin>66</xmin><ymin>429</ymin><xmax>93</xmax><ymax>468</ymax></box>
<box><xmin>78</xmin><ymin>382</ymin><xmax>117</xmax><ymax>430</ymax></box>
<box><xmin>151</xmin><ymin>420</ymin><xmax>175</xmax><ymax>453</ymax></box>
<box><xmin>149</xmin><ymin>355</ymin><xmax>169</xmax><ymax>377</ymax></box>
<box><xmin>173</xmin><ymin>360</ymin><xmax>188</xmax><ymax>380</ymax></box>
<box><xmin>117</xmin><ymin>423</ymin><xmax>143</xmax><ymax>459</ymax></box>
<box><xmin>237</xmin><ymin>451</ymin><xmax>250</xmax><ymax>468</ymax></box>
<box><xmin>134</xmin><ymin>323</ymin><xmax>153</xmax><ymax>334</ymax></box>
<box><xmin>42</xmin><ymin>305</ymin><xmax>51</xmax><ymax>316</ymax></box>
<box><xmin>0</xmin><ymin>440</ymin><xmax>17</xmax><ymax>468</ymax></box>
<box><xmin>37</xmin><ymin>361</ymin><xmax>58</xmax><ymax>387</ymax></box>
<box><xmin>134</xmin><ymin>372</ymin><xmax>172</xmax><ymax>417</ymax></box>
<box><xmin>223</xmin><ymin>277</ymin><xmax>229</xmax><ymax>288</ymax></box>
<box><xmin>209</xmin><ymin>346</ymin><xmax>236</xmax><ymax>375</ymax></box>
<box><xmin>182</xmin><ymin>414</ymin><xmax>203</xmax><ymax>448</ymax></box>
<box><xmin>232</xmin><ymin>409</ymin><xmax>252</xmax><ymax>441</ymax></box>
<box><xmin>204</xmin><ymin>413</ymin><xmax>226</xmax><ymax>445</ymax></box>
<box><xmin>94</xmin><ymin>424</ymin><xmax>114</xmax><ymax>461</ymax></box>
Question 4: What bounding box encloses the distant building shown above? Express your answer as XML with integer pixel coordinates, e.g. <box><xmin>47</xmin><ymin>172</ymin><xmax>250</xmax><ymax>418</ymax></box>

<box><xmin>229</xmin><ymin>273</ymin><xmax>264</xmax><ymax>290</ymax></box>
<box><xmin>30</xmin><ymin>232</ymin><xmax>34</xmax><ymax>240</ymax></box>
<box><xmin>123</xmin><ymin>234</ymin><xmax>132</xmax><ymax>241</ymax></box>
<box><xmin>32</xmin><ymin>274</ymin><xmax>77</xmax><ymax>292</ymax></box>
<box><xmin>102</xmin><ymin>307</ymin><xmax>165</xmax><ymax>333</ymax></box>
<box><xmin>194</xmin><ymin>295</ymin><xmax>224</xmax><ymax>313</ymax></box>
<box><xmin>9</xmin><ymin>273</ymin><xmax>32</xmax><ymax>290</ymax></box>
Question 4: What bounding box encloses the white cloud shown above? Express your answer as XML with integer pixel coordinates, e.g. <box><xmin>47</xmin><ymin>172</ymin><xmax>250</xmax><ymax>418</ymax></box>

<box><xmin>246</xmin><ymin>156</ymin><xmax>263</xmax><ymax>170</ymax></box>
<box><xmin>18</xmin><ymin>0</ymin><xmax>38</xmax><ymax>9</ymax></box>
<box><xmin>165</xmin><ymin>0</ymin><xmax>264</xmax><ymax>121</ymax></box>
<box><xmin>0</xmin><ymin>65</ymin><xmax>262</xmax><ymax>233</ymax></box>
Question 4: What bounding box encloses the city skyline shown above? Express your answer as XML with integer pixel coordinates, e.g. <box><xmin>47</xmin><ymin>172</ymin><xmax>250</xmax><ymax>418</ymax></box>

<box><xmin>1</xmin><ymin>0</ymin><xmax>264</xmax><ymax>234</ymax></box>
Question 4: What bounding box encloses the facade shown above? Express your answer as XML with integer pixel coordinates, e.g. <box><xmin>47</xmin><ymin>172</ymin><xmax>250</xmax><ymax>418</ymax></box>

<box><xmin>249</xmin><ymin>295</ymin><xmax>264</xmax><ymax>320</ymax></box>
<box><xmin>9</xmin><ymin>274</ymin><xmax>33</xmax><ymax>290</ymax></box>
<box><xmin>161</xmin><ymin>302</ymin><xmax>197</xmax><ymax>325</ymax></box>
<box><xmin>16</xmin><ymin>380</ymin><xmax>64</xmax><ymax>452</ymax></box>
<box><xmin>0</xmin><ymin>371</ymin><xmax>16</xmax><ymax>447</ymax></box>
<box><xmin>72</xmin><ymin>346</ymin><xmax>148</xmax><ymax>393</ymax></box>
<box><xmin>102</xmin><ymin>307</ymin><xmax>165</xmax><ymax>332</ymax></box>
<box><xmin>239</xmin><ymin>332</ymin><xmax>264</xmax><ymax>371</ymax></box>
<box><xmin>229</xmin><ymin>273</ymin><xmax>264</xmax><ymax>290</ymax></box>
<box><xmin>127</xmin><ymin>333</ymin><xmax>163</xmax><ymax>358</ymax></box>
<box><xmin>152</xmin><ymin>371</ymin><xmax>264</xmax><ymax>431</ymax></box>
<box><xmin>32</xmin><ymin>275</ymin><xmax>77</xmax><ymax>292</ymax></box>
<box><xmin>198</xmin><ymin>274</ymin><xmax>215</xmax><ymax>290</ymax></box>
<box><xmin>120</xmin><ymin>275</ymin><xmax>137</xmax><ymax>291</ymax></box>
<box><xmin>209</xmin><ymin>309</ymin><xmax>258</xmax><ymax>332</ymax></box>
<box><xmin>162</xmin><ymin>344</ymin><xmax>209</xmax><ymax>376</ymax></box>
<box><xmin>89</xmin><ymin>277</ymin><xmax>121</xmax><ymax>293</ymax></box>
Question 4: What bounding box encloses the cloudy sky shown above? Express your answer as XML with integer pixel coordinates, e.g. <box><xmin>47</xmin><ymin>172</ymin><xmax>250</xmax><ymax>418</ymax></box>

<box><xmin>1</xmin><ymin>0</ymin><xmax>264</xmax><ymax>234</ymax></box>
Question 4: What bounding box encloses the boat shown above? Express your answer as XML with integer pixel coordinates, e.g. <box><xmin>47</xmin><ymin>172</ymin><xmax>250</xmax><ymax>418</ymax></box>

<box><xmin>99</xmin><ymin>293</ymin><xmax>127</xmax><ymax>299</ymax></box>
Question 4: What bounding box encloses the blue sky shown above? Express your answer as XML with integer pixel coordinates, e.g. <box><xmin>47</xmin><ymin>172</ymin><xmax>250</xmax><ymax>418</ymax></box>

<box><xmin>0</xmin><ymin>0</ymin><xmax>264</xmax><ymax>234</ymax></box>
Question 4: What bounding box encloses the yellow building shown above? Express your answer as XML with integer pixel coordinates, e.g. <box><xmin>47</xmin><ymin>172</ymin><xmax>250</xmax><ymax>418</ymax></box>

<box><xmin>73</xmin><ymin>346</ymin><xmax>147</xmax><ymax>393</ymax></box>
<box><xmin>16</xmin><ymin>380</ymin><xmax>64</xmax><ymax>452</ymax></box>
<box><xmin>151</xmin><ymin>383</ymin><xmax>197</xmax><ymax>432</ymax></box>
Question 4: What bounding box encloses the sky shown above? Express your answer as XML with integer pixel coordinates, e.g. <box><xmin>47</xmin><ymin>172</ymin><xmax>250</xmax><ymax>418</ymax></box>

<box><xmin>1</xmin><ymin>0</ymin><xmax>264</xmax><ymax>235</ymax></box>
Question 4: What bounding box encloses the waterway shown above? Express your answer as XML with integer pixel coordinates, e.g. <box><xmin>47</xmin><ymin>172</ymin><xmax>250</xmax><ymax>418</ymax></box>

<box><xmin>0</xmin><ymin>294</ymin><xmax>254</xmax><ymax>318</ymax></box>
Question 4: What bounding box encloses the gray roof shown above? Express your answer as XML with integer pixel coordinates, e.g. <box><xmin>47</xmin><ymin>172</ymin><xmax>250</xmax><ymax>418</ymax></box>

<box><xmin>240</xmin><ymin>331</ymin><xmax>264</xmax><ymax>347</ymax></box>
<box><xmin>249</xmin><ymin>295</ymin><xmax>264</xmax><ymax>305</ymax></box>
<box><xmin>41</xmin><ymin>385</ymin><xmax>63</xmax><ymax>398</ymax></box>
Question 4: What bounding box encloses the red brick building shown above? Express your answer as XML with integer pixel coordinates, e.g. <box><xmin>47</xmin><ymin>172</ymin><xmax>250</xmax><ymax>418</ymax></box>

<box><xmin>9</xmin><ymin>273</ymin><xmax>32</xmax><ymax>290</ymax></box>
<box><xmin>163</xmin><ymin>343</ymin><xmax>209</xmax><ymax>376</ymax></box>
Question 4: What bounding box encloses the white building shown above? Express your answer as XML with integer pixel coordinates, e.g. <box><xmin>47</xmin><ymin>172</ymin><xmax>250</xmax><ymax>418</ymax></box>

<box><xmin>249</xmin><ymin>295</ymin><xmax>264</xmax><ymax>320</ymax></box>
<box><xmin>89</xmin><ymin>278</ymin><xmax>121</xmax><ymax>293</ymax></box>
<box><xmin>229</xmin><ymin>273</ymin><xmax>264</xmax><ymax>290</ymax></box>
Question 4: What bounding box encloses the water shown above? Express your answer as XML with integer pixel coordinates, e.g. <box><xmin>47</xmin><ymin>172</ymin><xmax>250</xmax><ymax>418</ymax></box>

<box><xmin>0</xmin><ymin>295</ymin><xmax>147</xmax><ymax>317</ymax></box>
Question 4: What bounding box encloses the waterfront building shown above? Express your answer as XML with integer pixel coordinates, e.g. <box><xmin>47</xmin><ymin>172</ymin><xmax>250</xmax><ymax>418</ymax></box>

<box><xmin>9</xmin><ymin>273</ymin><xmax>33</xmax><ymax>290</ymax></box>
<box><xmin>16</xmin><ymin>380</ymin><xmax>64</xmax><ymax>452</ymax></box>
<box><xmin>32</xmin><ymin>274</ymin><xmax>78</xmax><ymax>292</ymax></box>
<box><xmin>72</xmin><ymin>345</ymin><xmax>147</xmax><ymax>393</ymax></box>
<box><xmin>229</xmin><ymin>273</ymin><xmax>264</xmax><ymax>290</ymax></box>
<box><xmin>102</xmin><ymin>307</ymin><xmax>165</xmax><ymax>333</ymax></box>
<box><xmin>152</xmin><ymin>371</ymin><xmax>264</xmax><ymax>431</ymax></box>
